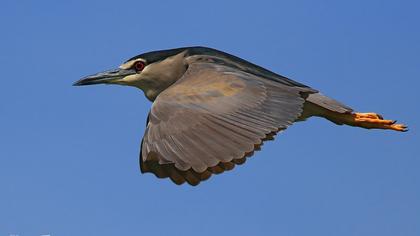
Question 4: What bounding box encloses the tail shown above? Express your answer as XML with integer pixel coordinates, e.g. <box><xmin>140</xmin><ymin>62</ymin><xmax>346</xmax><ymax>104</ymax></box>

<box><xmin>301</xmin><ymin>93</ymin><xmax>408</xmax><ymax>132</ymax></box>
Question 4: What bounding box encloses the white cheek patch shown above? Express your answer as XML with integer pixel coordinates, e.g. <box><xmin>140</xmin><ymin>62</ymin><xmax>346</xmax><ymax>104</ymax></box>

<box><xmin>118</xmin><ymin>74</ymin><xmax>146</xmax><ymax>86</ymax></box>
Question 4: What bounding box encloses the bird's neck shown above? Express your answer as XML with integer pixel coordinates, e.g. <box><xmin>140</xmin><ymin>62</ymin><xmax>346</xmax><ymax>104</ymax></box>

<box><xmin>135</xmin><ymin>52</ymin><xmax>189</xmax><ymax>101</ymax></box>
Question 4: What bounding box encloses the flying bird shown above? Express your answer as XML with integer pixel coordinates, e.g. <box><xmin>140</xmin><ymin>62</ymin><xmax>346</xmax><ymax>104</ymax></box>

<box><xmin>74</xmin><ymin>46</ymin><xmax>407</xmax><ymax>186</ymax></box>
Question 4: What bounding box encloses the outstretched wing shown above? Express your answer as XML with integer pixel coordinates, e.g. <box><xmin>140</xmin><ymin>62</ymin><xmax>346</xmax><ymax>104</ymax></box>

<box><xmin>140</xmin><ymin>62</ymin><xmax>312</xmax><ymax>185</ymax></box>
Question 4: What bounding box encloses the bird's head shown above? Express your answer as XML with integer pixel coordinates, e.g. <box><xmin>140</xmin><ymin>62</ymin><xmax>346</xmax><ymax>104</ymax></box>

<box><xmin>74</xmin><ymin>48</ymin><xmax>190</xmax><ymax>100</ymax></box>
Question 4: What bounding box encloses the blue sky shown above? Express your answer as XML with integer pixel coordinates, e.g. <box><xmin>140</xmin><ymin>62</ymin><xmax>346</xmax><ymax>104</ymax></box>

<box><xmin>1</xmin><ymin>0</ymin><xmax>419</xmax><ymax>235</ymax></box>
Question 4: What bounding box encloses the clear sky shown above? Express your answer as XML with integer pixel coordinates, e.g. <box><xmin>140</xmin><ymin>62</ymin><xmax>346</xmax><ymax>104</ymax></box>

<box><xmin>1</xmin><ymin>0</ymin><xmax>419</xmax><ymax>235</ymax></box>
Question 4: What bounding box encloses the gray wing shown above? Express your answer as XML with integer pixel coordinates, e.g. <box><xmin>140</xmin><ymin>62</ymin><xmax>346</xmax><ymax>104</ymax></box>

<box><xmin>140</xmin><ymin>62</ymin><xmax>312</xmax><ymax>185</ymax></box>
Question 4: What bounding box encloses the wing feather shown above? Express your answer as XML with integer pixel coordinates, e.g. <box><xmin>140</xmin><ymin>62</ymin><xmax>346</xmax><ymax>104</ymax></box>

<box><xmin>140</xmin><ymin>62</ymin><xmax>311</xmax><ymax>185</ymax></box>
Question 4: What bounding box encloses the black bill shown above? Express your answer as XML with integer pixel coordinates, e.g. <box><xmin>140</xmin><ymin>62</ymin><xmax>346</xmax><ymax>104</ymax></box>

<box><xmin>73</xmin><ymin>68</ymin><xmax>136</xmax><ymax>86</ymax></box>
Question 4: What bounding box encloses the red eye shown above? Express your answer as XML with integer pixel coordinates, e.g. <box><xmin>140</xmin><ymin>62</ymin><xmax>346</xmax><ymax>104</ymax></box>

<box><xmin>133</xmin><ymin>61</ymin><xmax>145</xmax><ymax>72</ymax></box>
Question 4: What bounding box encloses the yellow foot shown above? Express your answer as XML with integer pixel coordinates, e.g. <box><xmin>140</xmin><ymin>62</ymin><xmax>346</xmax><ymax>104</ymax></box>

<box><xmin>352</xmin><ymin>112</ymin><xmax>408</xmax><ymax>132</ymax></box>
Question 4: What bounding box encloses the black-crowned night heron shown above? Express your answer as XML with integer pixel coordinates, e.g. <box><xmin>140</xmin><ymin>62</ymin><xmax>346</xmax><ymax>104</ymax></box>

<box><xmin>74</xmin><ymin>46</ymin><xmax>407</xmax><ymax>186</ymax></box>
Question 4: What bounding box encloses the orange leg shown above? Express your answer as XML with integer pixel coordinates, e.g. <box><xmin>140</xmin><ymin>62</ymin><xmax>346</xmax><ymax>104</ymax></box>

<box><xmin>345</xmin><ymin>112</ymin><xmax>408</xmax><ymax>132</ymax></box>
